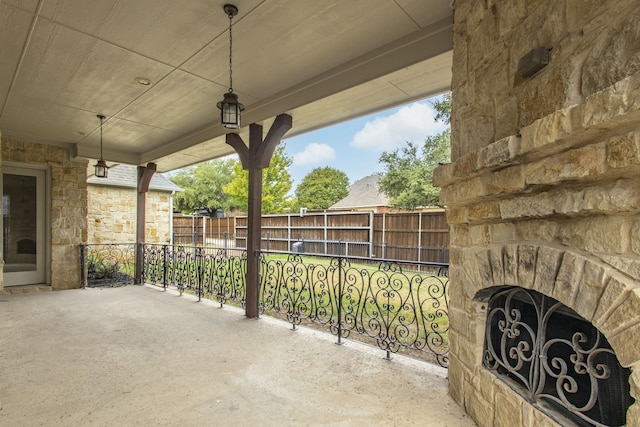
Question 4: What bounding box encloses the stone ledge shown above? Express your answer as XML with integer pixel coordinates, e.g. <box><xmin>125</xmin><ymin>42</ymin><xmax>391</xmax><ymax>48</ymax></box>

<box><xmin>499</xmin><ymin>178</ymin><xmax>640</xmax><ymax>221</ymax></box>
<box><xmin>434</xmin><ymin>70</ymin><xmax>640</xmax><ymax>191</ymax></box>
<box><xmin>438</xmin><ymin>132</ymin><xmax>640</xmax><ymax>209</ymax></box>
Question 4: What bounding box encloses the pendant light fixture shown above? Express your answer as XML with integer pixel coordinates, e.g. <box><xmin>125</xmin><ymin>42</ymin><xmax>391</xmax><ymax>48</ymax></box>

<box><xmin>216</xmin><ymin>4</ymin><xmax>244</xmax><ymax>129</ymax></box>
<box><xmin>94</xmin><ymin>114</ymin><xmax>108</xmax><ymax>178</ymax></box>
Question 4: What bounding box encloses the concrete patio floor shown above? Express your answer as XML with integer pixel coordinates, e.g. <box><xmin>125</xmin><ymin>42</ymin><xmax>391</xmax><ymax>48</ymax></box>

<box><xmin>0</xmin><ymin>284</ymin><xmax>474</xmax><ymax>426</ymax></box>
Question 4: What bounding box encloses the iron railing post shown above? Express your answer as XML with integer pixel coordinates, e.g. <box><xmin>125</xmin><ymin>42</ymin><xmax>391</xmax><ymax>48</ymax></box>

<box><xmin>140</xmin><ymin>243</ymin><xmax>145</xmax><ymax>284</ymax></box>
<box><xmin>162</xmin><ymin>245</ymin><xmax>168</xmax><ymax>290</ymax></box>
<box><xmin>135</xmin><ymin>242</ymin><xmax>143</xmax><ymax>284</ymax></box>
<box><xmin>80</xmin><ymin>244</ymin><xmax>86</xmax><ymax>289</ymax></box>
<box><xmin>197</xmin><ymin>247</ymin><xmax>203</xmax><ymax>301</ymax></box>
<box><xmin>336</xmin><ymin>255</ymin><xmax>344</xmax><ymax>345</ymax></box>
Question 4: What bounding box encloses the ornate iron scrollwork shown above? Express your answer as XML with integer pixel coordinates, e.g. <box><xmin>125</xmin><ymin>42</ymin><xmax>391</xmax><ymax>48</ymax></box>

<box><xmin>82</xmin><ymin>243</ymin><xmax>136</xmax><ymax>287</ymax></box>
<box><xmin>483</xmin><ymin>287</ymin><xmax>633</xmax><ymax>426</ymax></box>
<box><xmin>143</xmin><ymin>244</ymin><xmax>449</xmax><ymax>366</ymax></box>
<box><xmin>258</xmin><ymin>254</ymin><xmax>449</xmax><ymax>365</ymax></box>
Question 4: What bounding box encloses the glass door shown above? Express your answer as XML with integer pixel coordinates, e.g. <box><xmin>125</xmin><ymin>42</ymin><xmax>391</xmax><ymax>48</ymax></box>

<box><xmin>3</xmin><ymin>165</ymin><xmax>46</xmax><ymax>286</ymax></box>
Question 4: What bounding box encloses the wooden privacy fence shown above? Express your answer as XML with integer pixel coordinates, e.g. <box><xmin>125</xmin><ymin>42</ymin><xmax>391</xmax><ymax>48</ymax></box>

<box><xmin>174</xmin><ymin>210</ymin><xmax>449</xmax><ymax>264</ymax></box>
<box><xmin>173</xmin><ymin>214</ymin><xmax>235</xmax><ymax>246</ymax></box>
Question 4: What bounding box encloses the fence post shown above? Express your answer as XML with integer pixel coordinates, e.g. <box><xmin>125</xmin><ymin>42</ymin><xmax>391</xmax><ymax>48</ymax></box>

<box><xmin>192</xmin><ymin>232</ymin><xmax>197</xmax><ymax>248</ymax></box>
<box><xmin>203</xmin><ymin>216</ymin><xmax>207</xmax><ymax>246</ymax></box>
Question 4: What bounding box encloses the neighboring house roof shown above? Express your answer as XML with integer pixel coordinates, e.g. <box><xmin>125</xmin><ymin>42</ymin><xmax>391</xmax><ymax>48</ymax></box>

<box><xmin>329</xmin><ymin>174</ymin><xmax>389</xmax><ymax>210</ymax></box>
<box><xmin>87</xmin><ymin>164</ymin><xmax>182</xmax><ymax>192</ymax></box>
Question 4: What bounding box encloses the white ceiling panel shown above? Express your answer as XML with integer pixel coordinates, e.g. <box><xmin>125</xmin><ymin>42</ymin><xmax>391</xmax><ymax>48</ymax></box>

<box><xmin>183</xmin><ymin>0</ymin><xmax>422</xmax><ymax>100</ymax></box>
<box><xmin>0</xmin><ymin>5</ymin><xmax>32</xmax><ymax>107</ymax></box>
<box><xmin>396</xmin><ymin>0</ymin><xmax>453</xmax><ymax>28</ymax></box>
<box><xmin>10</xmin><ymin>19</ymin><xmax>175</xmax><ymax>115</ymax></box>
<box><xmin>116</xmin><ymin>70</ymin><xmax>229</xmax><ymax>134</ymax></box>
<box><xmin>38</xmin><ymin>0</ymin><xmax>245</xmax><ymax>67</ymax></box>
<box><xmin>2</xmin><ymin>0</ymin><xmax>39</xmax><ymax>12</ymax></box>
<box><xmin>78</xmin><ymin>117</ymin><xmax>182</xmax><ymax>161</ymax></box>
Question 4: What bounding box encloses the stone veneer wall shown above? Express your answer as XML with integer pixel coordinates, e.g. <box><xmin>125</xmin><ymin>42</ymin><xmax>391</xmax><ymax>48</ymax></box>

<box><xmin>435</xmin><ymin>1</ymin><xmax>640</xmax><ymax>426</ymax></box>
<box><xmin>1</xmin><ymin>138</ymin><xmax>87</xmax><ymax>291</ymax></box>
<box><xmin>88</xmin><ymin>185</ymin><xmax>172</xmax><ymax>244</ymax></box>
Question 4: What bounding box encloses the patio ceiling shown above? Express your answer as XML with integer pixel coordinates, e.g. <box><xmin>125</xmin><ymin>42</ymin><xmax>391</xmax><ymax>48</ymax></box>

<box><xmin>0</xmin><ymin>0</ymin><xmax>452</xmax><ymax>173</ymax></box>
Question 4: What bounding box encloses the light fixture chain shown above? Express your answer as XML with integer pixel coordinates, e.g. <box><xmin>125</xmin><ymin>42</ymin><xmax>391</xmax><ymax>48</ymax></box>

<box><xmin>228</xmin><ymin>11</ymin><xmax>233</xmax><ymax>93</ymax></box>
<box><xmin>99</xmin><ymin>115</ymin><xmax>104</xmax><ymax>159</ymax></box>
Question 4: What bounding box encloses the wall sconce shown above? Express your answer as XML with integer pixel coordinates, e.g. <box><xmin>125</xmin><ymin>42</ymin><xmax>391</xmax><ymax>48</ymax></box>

<box><xmin>217</xmin><ymin>4</ymin><xmax>244</xmax><ymax>129</ymax></box>
<box><xmin>517</xmin><ymin>47</ymin><xmax>551</xmax><ymax>77</ymax></box>
<box><xmin>94</xmin><ymin>114</ymin><xmax>108</xmax><ymax>178</ymax></box>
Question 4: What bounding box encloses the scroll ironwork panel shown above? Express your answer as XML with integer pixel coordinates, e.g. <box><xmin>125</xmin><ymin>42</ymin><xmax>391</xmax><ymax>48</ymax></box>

<box><xmin>81</xmin><ymin>243</ymin><xmax>136</xmax><ymax>288</ymax></box>
<box><xmin>483</xmin><ymin>287</ymin><xmax>633</xmax><ymax>427</ymax></box>
<box><xmin>142</xmin><ymin>244</ymin><xmax>166</xmax><ymax>287</ymax></box>
<box><xmin>259</xmin><ymin>254</ymin><xmax>338</xmax><ymax>327</ymax></box>
<box><xmin>258</xmin><ymin>254</ymin><xmax>449</xmax><ymax>365</ymax></box>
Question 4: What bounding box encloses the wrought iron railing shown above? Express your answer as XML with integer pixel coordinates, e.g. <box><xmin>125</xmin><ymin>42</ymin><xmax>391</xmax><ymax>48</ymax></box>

<box><xmin>80</xmin><ymin>243</ymin><xmax>136</xmax><ymax>288</ymax></box>
<box><xmin>141</xmin><ymin>244</ymin><xmax>449</xmax><ymax>366</ymax></box>
<box><xmin>259</xmin><ymin>254</ymin><xmax>449</xmax><ymax>366</ymax></box>
<box><xmin>143</xmin><ymin>244</ymin><xmax>247</xmax><ymax>304</ymax></box>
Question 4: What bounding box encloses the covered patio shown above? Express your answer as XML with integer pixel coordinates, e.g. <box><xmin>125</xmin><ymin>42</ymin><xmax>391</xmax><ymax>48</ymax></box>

<box><xmin>0</xmin><ymin>285</ymin><xmax>472</xmax><ymax>426</ymax></box>
<box><xmin>3</xmin><ymin>0</ymin><xmax>640</xmax><ymax>425</ymax></box>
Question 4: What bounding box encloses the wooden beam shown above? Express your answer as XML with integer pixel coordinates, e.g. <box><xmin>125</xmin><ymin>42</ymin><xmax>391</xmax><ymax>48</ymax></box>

<box><xmin>135</xmin><ymin>163</ymin><xmax>156</xmax><ymax>284</ymax></box>
<box><xmin>256</xmin><ymin>113</ymin><xmax>292</xmax><ymax>168</ymax></box>
<box><xmin>138</xmin><ymin>162</ymin><xmax>156</xmax><ymax>193</ymax></box>
<box><xmin>225</xmin><ymin>114</ymin><xmax>292</xmax><ymax>318</ymax></box>
<box><xmin>225</xmin><ymin>133</ymin><xmax>250</xmax><ymax>169</ymax></box>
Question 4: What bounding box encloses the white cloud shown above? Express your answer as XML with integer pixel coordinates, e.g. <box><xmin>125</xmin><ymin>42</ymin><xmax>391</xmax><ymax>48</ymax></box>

<box><xmin>350</xmin><ymin>102</ymin><xmax>447</xmax><ymax>152</ymax></box>
<box><xmin>292</xmin><ymin>142</ymin><xmax>336</xmax><ymax>166</ymax></box>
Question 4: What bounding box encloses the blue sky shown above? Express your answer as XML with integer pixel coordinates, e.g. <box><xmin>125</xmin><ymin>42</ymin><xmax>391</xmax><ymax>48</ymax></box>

<box><xmin>282</xmin><ymin>94</ymin><xmax>448</xmax><ymax>188</ymax></box>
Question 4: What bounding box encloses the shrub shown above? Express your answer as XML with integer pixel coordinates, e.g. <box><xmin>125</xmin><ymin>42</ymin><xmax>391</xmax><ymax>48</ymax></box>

<box><xmin>87</xmin><ymin>253</ymin><xmax>119</xmax><ymax>279</ymax></box>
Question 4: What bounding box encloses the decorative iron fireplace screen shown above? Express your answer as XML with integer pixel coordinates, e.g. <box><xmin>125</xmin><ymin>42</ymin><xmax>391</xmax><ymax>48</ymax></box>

<box><xmin>483</xmin><ymin>287</ymin><xmax>633</xmax><ymax>426</ymax></box>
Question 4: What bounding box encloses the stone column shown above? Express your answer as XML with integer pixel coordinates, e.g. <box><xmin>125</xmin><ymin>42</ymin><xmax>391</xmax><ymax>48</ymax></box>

<box><xmin>436</xmin><ymin>1</ymin><xmax>640</xmax><ymax>425</ymax></box>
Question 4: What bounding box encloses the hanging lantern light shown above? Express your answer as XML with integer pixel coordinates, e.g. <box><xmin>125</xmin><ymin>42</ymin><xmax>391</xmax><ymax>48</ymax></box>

<box><xmin>217</xmin><ymin>4</ymin><xmax>244</xmax><ymax>129</ymax></box>
<box><xmin>94</xmin><ymin>114</ymin><xmax>108</xmax><ymax>178</ymax></box>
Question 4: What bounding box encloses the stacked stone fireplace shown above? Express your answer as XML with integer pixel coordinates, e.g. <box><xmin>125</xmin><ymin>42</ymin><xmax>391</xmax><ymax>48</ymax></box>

<box><xmin>435</xmin><ymin>1</ymin><xmax>640</xmax><ymax>426</ymax></box>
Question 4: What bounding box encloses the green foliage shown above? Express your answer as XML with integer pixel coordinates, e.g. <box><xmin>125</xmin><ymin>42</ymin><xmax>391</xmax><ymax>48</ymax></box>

<box><xmin>378</xmin><ymin>92</ymin><xmax>451</xmax><ymax>210</ymax></box>
<box><xmin>295</xmin><ymin>167</ymin><xmax>349</xmax><ymax>210</ymax></box>
<box><xmin>87</xmin><ymin>253</ymin><xmax>119</xmax><ymax>279</ymax></box>
<box><xmin>223</xmin><ymin>145</ymin><xmax>294</xmax><ymax>214</ymax></box>
<box><xmin>170</xmin><ymin>158</ymin><xmax>236</xmax><ymax>215</ymax></box>
<box><xmin>432</xmin><ymin>92</ymin><xmax>451</xmax><ymax>125</ymax></box>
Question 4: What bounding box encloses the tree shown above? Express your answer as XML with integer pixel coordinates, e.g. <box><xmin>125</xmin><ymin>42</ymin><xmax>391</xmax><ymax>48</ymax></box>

<box><xmin>170</xmin><ymin>157</ymin><xmax>236</xmax><ymax>215</ymax></box>
<box><xmin>378</xmin><ymin>93</ymin><xmax>451</xmax><ymax>209</ymax></box>
<box><xmin>223</xmin><ymin>144</ymin><xmax>294</xmax><ymax>214</ymax></box>
<box><xmin>433</xmin><ymin>92</ymin><xmax>451</xmax><ymax>125</ymax></box>
<box><xmin>295</xmin><ymin>167</ymin><xmax>349</xmax><ymax>210</ymax></box>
